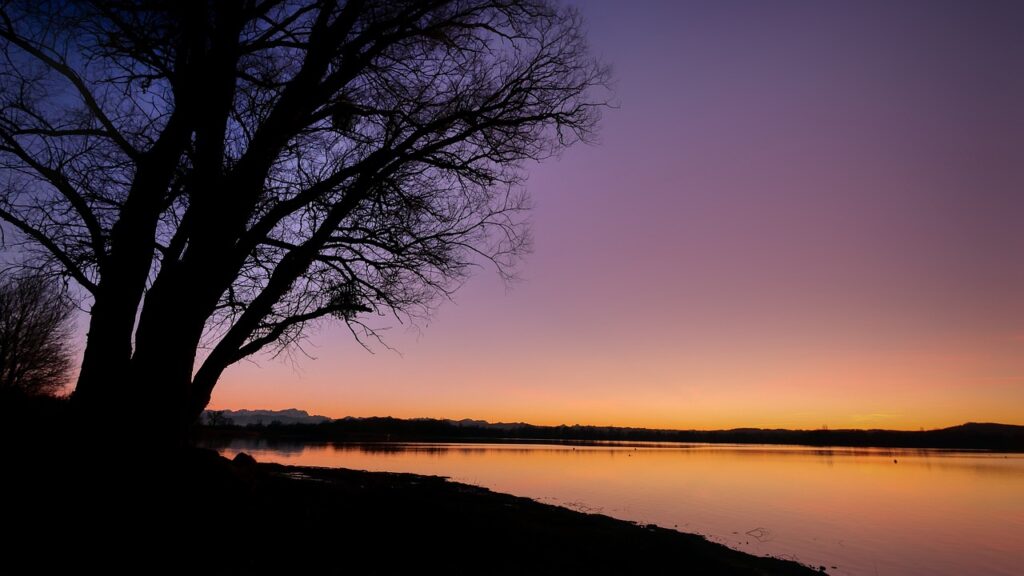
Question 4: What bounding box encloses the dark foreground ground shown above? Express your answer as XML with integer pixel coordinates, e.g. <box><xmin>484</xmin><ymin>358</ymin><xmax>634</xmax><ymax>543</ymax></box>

<box><xmin>7</xmin><ymin>447</ymin><xmax>821</xmax><ymax>575</ymax></box>
<box><xmin>3</xmin><ymin>395</ymin><xmax>820</xmax><ymax>574</ymax></box>
<box><xmin>237</xmin><ymin>454</ymin><xmax>822</xmax><ymax>575</ymax></box>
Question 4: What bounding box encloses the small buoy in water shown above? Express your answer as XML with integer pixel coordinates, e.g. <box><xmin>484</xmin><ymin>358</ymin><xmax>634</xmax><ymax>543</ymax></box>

<box><xmin>894</xmin><ymin>459</ymin><xmax>898</xmax><ymax>463</ymax></box>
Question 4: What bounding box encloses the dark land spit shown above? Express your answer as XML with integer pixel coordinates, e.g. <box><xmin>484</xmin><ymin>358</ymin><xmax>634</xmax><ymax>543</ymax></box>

<box><xmin>215</xmin><ymin>455</ymin><xmax>822</xmax><ymax>575</ymax></box>
<box><xmin>6</xmin><ymin>447</ymin><xmax>822</xmax><ymax>575</ymax></box>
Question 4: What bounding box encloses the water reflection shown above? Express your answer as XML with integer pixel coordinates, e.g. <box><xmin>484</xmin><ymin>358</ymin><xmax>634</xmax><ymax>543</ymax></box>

<box><xmin>208</xmin><ymin>439</ymin><xmax>1024</xmax><ymax>576</ymax></box>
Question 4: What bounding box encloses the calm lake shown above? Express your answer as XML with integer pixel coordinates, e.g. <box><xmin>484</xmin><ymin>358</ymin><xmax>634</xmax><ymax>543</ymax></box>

<box><xmin>210</xmin><ymin>439</ymin><xmax>1024</xmax><ymax>575</ymax></box>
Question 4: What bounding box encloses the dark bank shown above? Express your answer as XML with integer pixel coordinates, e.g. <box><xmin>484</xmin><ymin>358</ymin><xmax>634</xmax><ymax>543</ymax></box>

<box><xmin>3</xmin><ymin>393</ymin><xmax>820</xmax><ymax>574</ymax></box>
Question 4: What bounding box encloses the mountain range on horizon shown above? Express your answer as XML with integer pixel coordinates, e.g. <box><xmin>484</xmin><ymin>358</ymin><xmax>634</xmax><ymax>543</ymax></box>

<box><xmin>202</xmin><ymin>408</ymin><xmax>531</xmax><ymax>429</ymax></box>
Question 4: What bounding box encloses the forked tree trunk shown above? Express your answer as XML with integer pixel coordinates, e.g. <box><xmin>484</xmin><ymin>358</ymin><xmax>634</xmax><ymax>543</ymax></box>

<box><xmin>71</xmin><ymin>288</ymin><xmax>142</xmax><ymax>438</ymax></box>
<box><xmin>73</xmin><ymin>293</ymin><xmax>208</xmax><ymax>450</ymax></box>
<box><xmin>70</xmin><ymin>114</ymin><xmax>193</xmax><ymax>447</ymax></box>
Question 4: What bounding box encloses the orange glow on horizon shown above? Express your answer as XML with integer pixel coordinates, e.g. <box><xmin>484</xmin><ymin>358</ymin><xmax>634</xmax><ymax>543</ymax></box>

<box><xmin>209</xmin><ymin>326</ymin><xmax>1024</xmax><ymax>431</ymax></box>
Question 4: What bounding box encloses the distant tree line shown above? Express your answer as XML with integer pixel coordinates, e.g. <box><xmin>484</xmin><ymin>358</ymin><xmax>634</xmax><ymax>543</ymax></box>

<box><xmin>199</xmin><ymin>417</ymin><xmax>1024</xmax><ymax>451</ymax></box>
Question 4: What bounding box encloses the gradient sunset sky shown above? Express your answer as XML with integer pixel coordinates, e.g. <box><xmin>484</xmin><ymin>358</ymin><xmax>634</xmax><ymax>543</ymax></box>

<box><xmin>211</xmin><ymin>0</ymin><xmax>1024</xmax><ymax>430</ymax></box>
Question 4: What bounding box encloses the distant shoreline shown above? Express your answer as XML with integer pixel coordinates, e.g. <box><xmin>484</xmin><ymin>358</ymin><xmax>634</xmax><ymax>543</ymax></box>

<box><xmin>203</xmin><ymin>434</ymin><xmax>1023</xmax><ymax>452</ymax></box>
<box><xmin>199</xmin><ymin>412</ymin><xmax>1024</xmax><ymax>451</ymax></box>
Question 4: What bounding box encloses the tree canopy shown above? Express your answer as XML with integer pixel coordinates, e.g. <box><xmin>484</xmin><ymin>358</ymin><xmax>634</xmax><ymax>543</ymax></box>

<box><xmin>0</xmin><ymin>0</ymin><xmax>608</xmax><ymax>440</ymax></box>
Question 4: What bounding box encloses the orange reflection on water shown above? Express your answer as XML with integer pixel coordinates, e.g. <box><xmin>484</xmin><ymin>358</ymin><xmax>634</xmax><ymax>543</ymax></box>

<box><xmin>213</xmin><ymin>441</ymin><xmax>1024</xmax><ymax>576</ymax></box>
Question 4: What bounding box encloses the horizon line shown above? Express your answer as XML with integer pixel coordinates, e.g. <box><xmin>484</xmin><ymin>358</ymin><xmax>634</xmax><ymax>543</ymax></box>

<box><xmin>203</xmin><ymin>407</ymin><xmax>1023</xmax><ymax>432</ymax></box>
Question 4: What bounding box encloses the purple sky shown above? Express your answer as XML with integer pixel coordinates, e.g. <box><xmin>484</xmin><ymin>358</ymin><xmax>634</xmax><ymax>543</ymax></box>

<box><xmin>213</xmin><ymin>0</ymin><xmax>1024</xmax><ymax>429</ymax></box>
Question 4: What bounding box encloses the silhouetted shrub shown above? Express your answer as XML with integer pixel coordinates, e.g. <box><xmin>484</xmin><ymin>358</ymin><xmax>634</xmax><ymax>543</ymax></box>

<box><xmin>0</xmin><ymin>272</ymin><xmax>74</xmax><ymax>396</ymax></box>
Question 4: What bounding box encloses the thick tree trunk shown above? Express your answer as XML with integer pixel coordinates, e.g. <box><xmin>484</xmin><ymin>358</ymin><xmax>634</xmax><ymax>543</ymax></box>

<box><xmin>127</xmin><ymin>358</ymin><xmax>197</xmax><ymax>450</ymax></box>
<box><xmin>71</xmin><ymin>287</ymin><xmax>139</xmax><ymax>414</ymax></box>
<box><xmin>72</xmin><ymin>217</ymin><xmax>161</xmax><ymax>410</ymax></box>
<box><xmin>70</xmin><ymin>111</ymin><xmax>191</xmax><ymax>441</ymax></box>
<box><xmin>128</xmin><ymin>257</ymin><xmax>227</xmax><ymax>447</ymax></box>
<box><xmin>71</xmin><ymin>258</ymin><xmax>159</xmax><ymax>437</ymax></box>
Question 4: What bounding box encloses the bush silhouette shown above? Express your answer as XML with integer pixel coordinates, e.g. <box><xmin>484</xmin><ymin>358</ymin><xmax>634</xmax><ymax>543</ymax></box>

<box><xmin>0</xmin><ymin>273</ymin><xmax>74</xmax><ymax>396</ymax></box>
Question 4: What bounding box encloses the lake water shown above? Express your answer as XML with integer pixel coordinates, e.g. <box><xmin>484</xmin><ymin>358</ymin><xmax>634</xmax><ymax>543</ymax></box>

<box><xmin>210</xmin><ymin>439</ymin><xmax>1024</xmax><ymax>575</ymax></box>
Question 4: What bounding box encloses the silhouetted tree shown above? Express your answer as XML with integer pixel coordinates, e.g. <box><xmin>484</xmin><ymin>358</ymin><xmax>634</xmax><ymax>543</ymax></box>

<box><xmin>204</xmin><ymin>410</ymin><xmax>234</xmax><ymax>427</ymax></box>
<box><xmin>0</xmin><ymin>272</ymin><xmax>75</xmax><ymax>396</ymax></box>
<box><xmin>0</xmin><ymin>0</ymin><xmax>607</xmax><ymax>445</ymax></box>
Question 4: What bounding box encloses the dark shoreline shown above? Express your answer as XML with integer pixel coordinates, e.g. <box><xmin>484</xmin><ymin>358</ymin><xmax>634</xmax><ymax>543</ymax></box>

<box><xmin>218</xmin><ymin>454</ymin><xmax>825</xmax><ymax>575</ymax></box>
<box><xmin>6</xmin><ymin>444</ymin><xmax>823</xmax><ymax>574</ymax></box>
<box><xmin>1</xmin><ymin>394</ymin><xmax>820</xmax><ymax>574</ymax></box>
